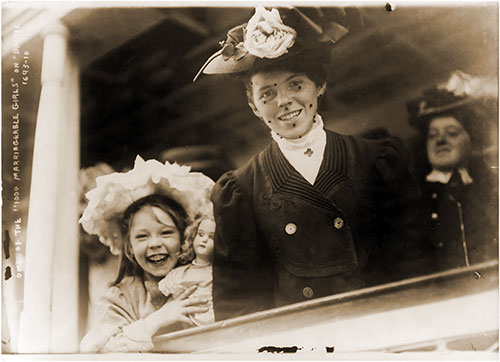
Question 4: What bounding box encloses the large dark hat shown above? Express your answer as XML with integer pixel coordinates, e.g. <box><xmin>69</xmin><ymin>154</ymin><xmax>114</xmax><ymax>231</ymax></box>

<box><xmin>193</xmin><ymin>6</ymin><xmax>360</xmax><ymax>81</ymax></box>
<box><xmin>407</xmin><ymin>71</ymin><xmax>497</xmax><ymax>134</ymax></box>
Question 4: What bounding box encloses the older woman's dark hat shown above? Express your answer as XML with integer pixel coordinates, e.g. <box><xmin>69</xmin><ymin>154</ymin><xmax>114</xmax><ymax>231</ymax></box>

<box><xmin>407</xmin><ymin>71</ymin><xmax>498</xmax><ymax>146</ymax></box>
<box><xmin>193</xmin><ymin>6</ymin><xmax>361</xmax><ymax>82</ymax></box>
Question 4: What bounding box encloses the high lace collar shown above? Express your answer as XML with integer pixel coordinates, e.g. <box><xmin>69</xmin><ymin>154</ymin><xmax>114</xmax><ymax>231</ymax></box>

<box><xmin>271</xmin><ymin>114</ymin><xmax>325</xmax><ymax>151</ymax></box>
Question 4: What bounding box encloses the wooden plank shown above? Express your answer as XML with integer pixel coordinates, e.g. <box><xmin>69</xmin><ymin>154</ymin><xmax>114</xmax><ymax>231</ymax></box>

<box><xmin>153</xmin><ymin>260</ymin><xmax>498</xmax><ymax>353</ymax></box>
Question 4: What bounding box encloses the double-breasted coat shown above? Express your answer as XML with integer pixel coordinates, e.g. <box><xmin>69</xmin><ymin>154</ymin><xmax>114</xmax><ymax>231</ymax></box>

<box><xmin>211</xmin><ymin>129</ymin><xmax>423</xmax><ymax>320</ymax></box>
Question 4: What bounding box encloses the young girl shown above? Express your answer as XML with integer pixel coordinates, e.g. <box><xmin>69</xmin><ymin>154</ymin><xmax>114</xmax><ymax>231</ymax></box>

<box><xmin>159</xmin><ymin>217</ymin><xmax>216</xmax><ymax>326</ymax></box>
<box><xmin>79</xmin><ymin>156</ymin><xmax>215</xmax><ymax>353</ymax></box>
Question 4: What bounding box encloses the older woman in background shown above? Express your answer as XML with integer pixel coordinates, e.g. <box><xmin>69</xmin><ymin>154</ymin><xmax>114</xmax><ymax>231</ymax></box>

<box><xmin>407</xmin><ymin>71</ymin><xmax>498</xmax><ymax>271</ymax></box>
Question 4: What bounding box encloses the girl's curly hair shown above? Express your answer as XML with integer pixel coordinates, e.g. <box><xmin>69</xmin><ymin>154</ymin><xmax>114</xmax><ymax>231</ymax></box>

<box><xmin>179</xmin><ymin>218</ymin><xmax>200</xmax><ymax>264</ymax></box>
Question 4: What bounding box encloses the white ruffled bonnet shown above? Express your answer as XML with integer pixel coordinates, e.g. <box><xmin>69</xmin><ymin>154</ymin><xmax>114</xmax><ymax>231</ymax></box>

<box><xmin>79</xmin><ymin>155</ymin><xmax>215</xmax><ymax>255</ymax></box>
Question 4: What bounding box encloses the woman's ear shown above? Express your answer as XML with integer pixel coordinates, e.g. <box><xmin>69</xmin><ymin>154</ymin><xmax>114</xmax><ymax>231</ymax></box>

<box><xmin>318</xmin><ymin>82</ymin><xmax>327</xmax><ymax>97</ymax></box>
<box><xmin>248</xmin><ymin>100</ymin><xmax>262</xmax><ymax>119</ymax></box>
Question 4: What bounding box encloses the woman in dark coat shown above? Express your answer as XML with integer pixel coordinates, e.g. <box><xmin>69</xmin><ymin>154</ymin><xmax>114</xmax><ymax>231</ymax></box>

<box><xmin>195</xmin><ymin>7</ymin><xmax>423</xmax><ymax>320</ymax></box>
<box><xmin>407</xmin><ymin>71</ymin><xmax>498</xmax><ymax>271</ymax></box>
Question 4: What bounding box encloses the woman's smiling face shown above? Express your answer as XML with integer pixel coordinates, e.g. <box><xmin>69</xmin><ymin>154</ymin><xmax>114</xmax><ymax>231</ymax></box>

<box><xmin>248</xmin><ymin>70</ymin><xmax>325</xmax><ymax>140</ymax></box>
<box><xmin>129</xmin><ymin>206</ymin><xmax>181</xmax><ymax>280</ymax></box>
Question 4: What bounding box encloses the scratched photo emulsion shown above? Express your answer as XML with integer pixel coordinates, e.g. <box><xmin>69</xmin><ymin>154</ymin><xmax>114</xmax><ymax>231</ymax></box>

<box><xmin>1</xmin><ymin>1</ymin><xmax>498</xmax><ymax>358</ymax></box>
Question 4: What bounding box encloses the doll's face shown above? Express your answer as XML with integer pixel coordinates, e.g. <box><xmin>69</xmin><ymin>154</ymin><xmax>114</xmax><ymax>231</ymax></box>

<box><xmin>427</xmin><ymin>116</ymin><xmax>471</xmax><ymax>171</ymax></box>
<box><xmin>192</xmin><ymin>219</ymin><xmax>215</xmax><ymax>259</ymax></box>
<box><xmin>129</xmin><ymin>206</ymin><xmax>181</xmax><ymax>280</ymax></box>
<box><xmin>248</xmin><ymin>70</ymin><xmax>325</xmax><ymax>140</ymax></box>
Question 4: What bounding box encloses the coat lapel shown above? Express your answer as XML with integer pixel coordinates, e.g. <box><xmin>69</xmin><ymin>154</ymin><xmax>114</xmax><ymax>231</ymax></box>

<box><xmin>314</xmin><ymin>131</ymin><xmax>348</xmax><ymax>195</ymax></box>
<box><xmin>262</xmin><ymin>130</ymin><xmax>347</xmax><ymax>212</ymax></box>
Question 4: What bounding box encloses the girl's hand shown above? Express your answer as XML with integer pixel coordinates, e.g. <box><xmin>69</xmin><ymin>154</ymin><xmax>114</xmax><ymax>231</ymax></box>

<box><xmin>144</xmin><ymin>285</ymin><xmax>208</xmax><ymax>335</ymax></box>
<box><xmin>168</xmin><ymin>285</ymin><xmax>210</xmax><ymax>324</ymax></box>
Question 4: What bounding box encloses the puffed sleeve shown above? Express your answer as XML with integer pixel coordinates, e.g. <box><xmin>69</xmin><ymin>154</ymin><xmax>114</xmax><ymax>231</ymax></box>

<box><xmin>211</xmin><ymin>171</ymin><xmax>275</xmax><ymax>321</ymax></box>
<box><xmin>80</xmin><ymin>286</ymin><xmax>154</xmax><ymax>353</ymax></box>
<box><xmin>369</xmin><ymin>138</ymin><xmax>431</xmax><ymax>281</ymax></box>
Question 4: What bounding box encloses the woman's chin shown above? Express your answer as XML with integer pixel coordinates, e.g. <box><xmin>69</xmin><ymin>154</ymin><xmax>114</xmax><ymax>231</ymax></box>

<box><xmin>280</xmin><ymin>127</ymin><xmax>310</xmax><ymax>140</ymax></box>
<box><xmin>430</xmin><ymin>158</ymin><xmax>461</xmax><ymax>171</ymax></box>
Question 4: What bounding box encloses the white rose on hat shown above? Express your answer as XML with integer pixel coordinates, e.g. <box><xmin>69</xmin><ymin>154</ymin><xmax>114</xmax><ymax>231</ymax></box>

<box><xmin>244</xmin><ymin>7</ymin><xmax>297</xmax><ymax>59</ymax></box>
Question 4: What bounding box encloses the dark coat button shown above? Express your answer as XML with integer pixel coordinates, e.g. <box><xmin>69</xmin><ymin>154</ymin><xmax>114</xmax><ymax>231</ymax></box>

<box><xmin>303</xmin><ymin>287</ymin><xmax>314</xmax><ymax>298</ymax></box>
<box><xmin>270</xmin><ymin>197</ymin><xmax>283</xmax><ymax>211</ymax></box>
<box><xmin>333</xmin><ymin>217</ymin><xmax>344</xmax><ymax>230</ymax></box>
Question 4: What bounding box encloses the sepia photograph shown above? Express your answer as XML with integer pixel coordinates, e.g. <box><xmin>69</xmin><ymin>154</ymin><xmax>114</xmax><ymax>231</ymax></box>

<box><xmin>1</xmin><ymin>0</ymin><xmax>499</xmax><ymax>358</ymax></box>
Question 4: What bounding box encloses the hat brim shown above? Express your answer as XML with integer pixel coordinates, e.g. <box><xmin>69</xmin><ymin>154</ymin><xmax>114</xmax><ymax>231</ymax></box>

<box><xmin>416</xmin><ymin>98</ymin><xmax>472</xmax><ymax>119</ymax></box>
<box><xmin>193</xmin><ymin>50</ymin><xmax>258</xmax><ymax>82</ymax></box>
<box><xmin>196</xmin><ymin>45</ymin><xmax>326</xmax><ymax>82</ymax></box>
<box><xmin>408</xmin><ymin>96</ymin><xmax>498</xmax><ymax>137</ymax></box>
<box><xmin>204</xmin><ymin>52</ymin><xmax>257</xmax><ymax>75</ymax></box>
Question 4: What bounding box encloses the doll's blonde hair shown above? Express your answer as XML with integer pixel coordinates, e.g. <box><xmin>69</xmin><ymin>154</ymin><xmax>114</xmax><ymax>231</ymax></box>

<box><xmin>180</xmin><ymin>216</ymin><xmax>215</xmax><ymax>263</ymax></box>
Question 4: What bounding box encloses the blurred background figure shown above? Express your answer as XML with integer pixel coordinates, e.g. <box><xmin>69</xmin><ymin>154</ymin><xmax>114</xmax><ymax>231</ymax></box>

<box><xmin>78</xmin><ymin>163</ymin><xmax>117</xmax><ymax>338</ymax></box>
<box><xmin>79</xmin><ymin>162</ymin><xmax>116</xmax><ymax>265</ymax></box>
<box><xmin>160</xmin><ymin>145</ymin><xmax>232</xmax><ymax>182</ymax></box>
<box><xmin>407</xmin><ymin>71</ymin><xmax>498</xmax><ymax>271</ymax></box>
<box><xmin>79</xmin><ymin>162</ymin><xmax>116</xmax><ymax>263</ymax></box>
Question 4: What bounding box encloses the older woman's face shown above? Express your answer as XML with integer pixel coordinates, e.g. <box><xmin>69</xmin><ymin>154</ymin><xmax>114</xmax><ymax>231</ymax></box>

<box><xmin>248</xmin><ymin>70</ymin><xmax>325</xmax><ymax>140</ymax></box>
<box><xmin>427</xmin><ymin>116</ymin><xmax>471</xmax><ymax>170</ymax></box>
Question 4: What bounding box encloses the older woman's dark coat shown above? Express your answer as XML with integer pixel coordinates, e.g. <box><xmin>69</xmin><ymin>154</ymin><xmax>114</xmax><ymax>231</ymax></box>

<box><xmin>420</xmin><ymin>162</ymin><xmax>498</xmax><ymax>271</ymax></box>
<box><xmin>211</xmin><ymin>129</ymin><xmax>424</xmax><ymax>320</ymax></box>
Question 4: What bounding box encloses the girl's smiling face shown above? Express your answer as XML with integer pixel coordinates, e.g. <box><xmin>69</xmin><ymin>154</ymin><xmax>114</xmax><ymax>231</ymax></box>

<box><xmin>129</xmin><ymin>206</ymin><xmax>181</xmax><ymax>280</ymax></box>
<box><xmin>248</xmin><ymin>70</ymin><xmax>325</xmax><ymax>140</ymax></box>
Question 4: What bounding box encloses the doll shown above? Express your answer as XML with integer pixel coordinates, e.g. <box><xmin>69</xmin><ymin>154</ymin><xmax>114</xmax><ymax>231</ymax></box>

<box><xmin>159</xmin><ymin>217</ymin><xmax>216</xmax><ymax>326</ymax></box>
